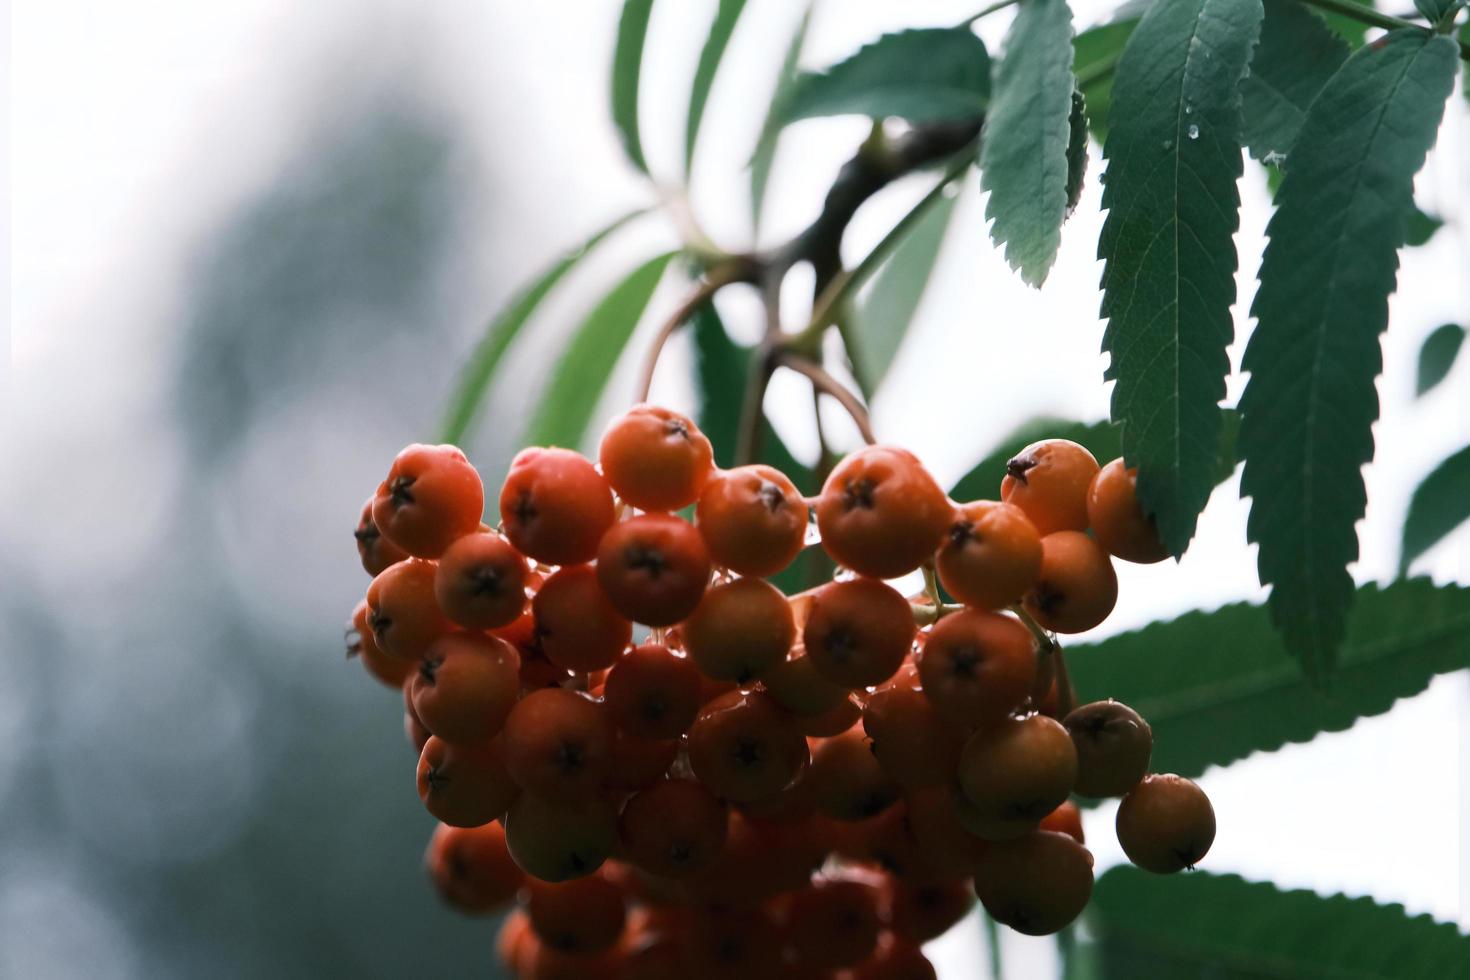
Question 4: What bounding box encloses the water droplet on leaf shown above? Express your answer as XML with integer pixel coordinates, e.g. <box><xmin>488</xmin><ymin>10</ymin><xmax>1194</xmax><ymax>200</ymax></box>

<box><xmin>1187</xmin><ymin>124</ymin><xmax>1199</xmax><ymax>140</ymax></box>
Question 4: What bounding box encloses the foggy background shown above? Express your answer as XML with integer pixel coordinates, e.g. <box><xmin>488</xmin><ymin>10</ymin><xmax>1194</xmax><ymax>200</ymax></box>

<box><xmin>6</xmin><ymin>1</ymin><xmax>1468</xmax><ymax>976</ymax></box>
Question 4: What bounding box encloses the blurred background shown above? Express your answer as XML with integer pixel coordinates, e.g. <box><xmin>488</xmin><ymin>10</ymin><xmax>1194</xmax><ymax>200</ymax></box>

<box><xmin>6</xmin><ymin>0</ymin><xmax>1468</xmax><ymax>976</ymax></box>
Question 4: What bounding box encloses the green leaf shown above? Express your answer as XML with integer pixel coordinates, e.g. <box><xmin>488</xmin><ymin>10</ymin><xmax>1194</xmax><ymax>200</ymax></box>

<box><xmin>1085</xmin><ymin>866</ymin><xmax>1470</xmax><ymax>979</ymax></box>
<box><xmin>1097</xmin><ymin>0</ymin><xmax>1262</xmax><ymax>557</ymax></box>
<box><xmin>1074</xmin><ymin>17</ymin><xmax>1139</xmax><ymax>145</ymax></box>
<box><xmin>1065</xmin><ymin>87</ymin><xmax>1089</xmax><ymax>214</ymax></box>
<box><xmin>612</xmin><ymin>0</ymin><xmax>656</xmax><ymax>175</ymax></box>
<box><xmin>686</xmin><ymin>0</ymin><xmax>748</xmax><ymax>175</ymax></box>
<box><xmin>439</xmin><ymin>209</ymin><xmax>648</xmax><ymax>444</ymax></box>
<box><xmin>1416</xmin><ymin>322</ymin><xmax>1465</xmax><ymax>396</ymax></box>
<box><xmin>1400</xmin><ymin>445</ymin><xmax>1470</xmax><ymax>572</ymax></box>
<box><xmin>1239</xmin><ymin>32</ymin><xmax>1458</xmax><ymax>679</ymax></box>
<box><xmin>525</xmin><ymin>252</ymin><xmax>676</xmax><ymax>449</ymax></box>
<box><xmin>1239</xmin><ymin>0</ymin><xmax>1348</xmax><ymax>162</ymax></box>
<box><xmin>948</xmin><ymin>409</ymin><xmax>1239</xmax><ymax>504</ymax></box>
<box><xmin>1404</xmin><ymin>203</ymin><xmax>1444</xmax><ymax>247</ymax></box>
<box><xmin>1414</xmin><ymin>0</ymin><xmax>1466</xmax><ymax>26</ymax></box>
<box><xmin>1069</xmin><ymin>578</ymin><xmax>1470</xmax><ymax>780</ymax></box>
<box><xmin>780</xmin><ymin>29</ymin><xmax>991</xmax><ymax>126</ymax></box>
<box><xmin>979</xmin><ymin>0</ymin><xmax>1077</xmax><ymax>287</ymax></box>
<box><xmin>691</xmin><ymin>307</ymin><xmax>826</xmax><ymax>593</ymax></box>
<box><xmin>751</xmin><ymin>3</ymin><xmax>814</xmax><ymax>236</ymax></box>
<box><xmin>846</xmin><ymin>190</ymin><xmax>958</xmax><ymax>399</ymax></box>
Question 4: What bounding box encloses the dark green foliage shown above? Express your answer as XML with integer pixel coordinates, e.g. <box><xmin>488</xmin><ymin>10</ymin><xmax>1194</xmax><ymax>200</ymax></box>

<box><xmin>1415</xmin><ymin>322</ymin><xmax>1465</xmax><ymax>396</ymax></box>
<box><xmin>1239</xmin><ymin>31</ymin><xmax>1458</xmax><ymax>678</ymax></box>
<box><xmin>686</xmin><ymin>0</ymin><xmax>748</xmax><ymax>174</ymax></box>
<box><xmin>1097</xmin><ymin>0</ymin><xmax>1262</xmax><ymax>556</ymax></box>
<box><xmin>612</xmin><ymin>0</ymin><xmax>656</xmax><ymax>174</ymax></box>
<box><xmin>1239</xmin><ymin>0</ymin><xmax>1348</xmax><ymax>162</ymax></box>
<box><xmin>1400</xmin><ymin>445</ymin><xmax>1470</xmax><ymax>572</ymax></box>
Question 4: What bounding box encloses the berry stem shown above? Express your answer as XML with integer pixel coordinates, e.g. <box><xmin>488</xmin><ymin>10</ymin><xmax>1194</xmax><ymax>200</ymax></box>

<box><xmin>635</xmin><ymin>260</ymin><xmax>754</xmax><ymax>403</ymax></box>
<box><xmin>775</xmin><ymin>353</ymin><xmax>877</xmax><ymax>445</ymax></box>
<box><xmin>1012</xmin><ymin>604</ymin><xmax>1074</xmax><ymax>716</ymax></box>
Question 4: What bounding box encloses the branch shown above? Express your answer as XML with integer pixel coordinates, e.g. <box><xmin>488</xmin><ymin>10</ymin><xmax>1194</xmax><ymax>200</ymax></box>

<box><xmin>634</xmin><ymin>259</ymin><xmax>756</xmax><ymax>403</ymax></box>
<box><xmin>1292</xmin><ymin>0</ymin><xmax>1470</xmax><ymax>55</ymax></box>
<box><xmin>776</xmin><ymin>352</ymin><xmax>877</xmax><ymax>445</ymax></box>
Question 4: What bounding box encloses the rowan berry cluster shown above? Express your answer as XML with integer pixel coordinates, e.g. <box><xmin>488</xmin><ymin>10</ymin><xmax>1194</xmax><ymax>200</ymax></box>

<box><xmin>345</xmin><ymin>404</ymin><xmax>1215</xmax><ymax>975</ymax></box>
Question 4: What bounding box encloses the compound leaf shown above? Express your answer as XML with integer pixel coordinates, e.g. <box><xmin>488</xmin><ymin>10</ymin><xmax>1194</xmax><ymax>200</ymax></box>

<box><xmin>1097</xmin><ymin>0</ymin><xmax>1262</xmax><ymax>557</ymax></box>
<box><xmin>1239</xmin><ymin>31</ymin><xmax>1458</xmax><ymax>678</ymax></box>
<box><xmin>1239</xmin><ymin>0</ymin><xmax>1348</xmax><ymax>162</ymax></box>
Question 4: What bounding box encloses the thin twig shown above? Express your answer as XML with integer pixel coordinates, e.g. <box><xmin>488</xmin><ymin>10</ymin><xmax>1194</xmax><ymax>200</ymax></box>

<box><xmin>775</xmin><ymin>352</ymin><xmax>877</xmax><ymax>445</ymax></box>
<box><xmin>634</xmin><ymin>264</ymin><xmax>749</xmax><ymax>403</ymax></box>
<box><xmin>1294</xmin><ymin>0</ymin><xmax>1469</xmax><ymax>54</ymax></box>
<box><xmin>955</xmin><ymin>0</ymin><xmax>1023</xmax><ymax>27</ymax></box>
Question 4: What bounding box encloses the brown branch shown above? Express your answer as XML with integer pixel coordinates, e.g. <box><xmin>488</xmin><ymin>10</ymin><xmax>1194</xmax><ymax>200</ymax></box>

<box><xmin>775</xmin><ymin>352</ymin><xmax>876</xmax><ymax>446</ymax></box>
<box><xmin>634</xmin><ymin>261</ymin><xmax>755</xmax><ymax>403</ymax></box>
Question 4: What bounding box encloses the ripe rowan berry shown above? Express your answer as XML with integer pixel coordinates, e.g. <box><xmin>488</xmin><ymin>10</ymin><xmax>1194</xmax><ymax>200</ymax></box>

<box><xmin>973</xmin><ymin>830</ymin><xmax>1094</xmax><ymax>935</ymax></box>
<box><xmin>762</xmin><ymin>650</ymin><xmax>851</xmax><ymax>717</ymax></box>
<box><xmin>503</xmin><ymin>793</ymin><xmax>618</xmax><ymax>882</ymax></box>
<box><xmin>957</xmin><ymin>714</ymin><xmax>1077</xmax><ymax>833</ymax></box>
<box><xmin>794</xmin><ymin>693</ymin><xmax>863</xmax><ymax>738</ymax></box>
<box><xmin>1088</xmin><ymin>458</ymin><xmax>1169</xmax><ymax>563</ymax></box>
<box><xmin>999</xmin><ymin>439</ymin><xmax>1098</xmax><ymax>536</ymax></box>
<box><xmin>859</xmin><ymin>801</ymin><xmax>952</xmax><ymax>884</ymax></box>
<box><xmin>404</xmin><ymin>684</ymin><xmax>430</xmax><ymax>753</ymax></box>
<box><xmin>596</xmin><ymin>514</ymin><xmax>711</xmax><ymax>626</ymax></box>
<box><xmin>785</xmin><ymin>878</ymin><xmax>883</xmax><ymax>969</ymax></box>
<box><xmin>433</xmin><ymin>531</ymin><xmax>528</xmax><ymax>630</ymax></box>
<box><xmin>520</xmin><ymin>939</ymin><xmax>625</xmax><ymax>980</ymax></box>
<box><xmin>502</xmin><ymin>688</ymin><xmax>615</xmax><ymax>802</ymax></box>
<box><xmin>416</xmin><ymin>735</ymin><xmax>518</xmax><ymax>827</ymax></box>
<box><xmin>903</xmin><ymin>785</ymin><xmax>990</xmax><ymax>869</ymax></box>
<box><xmin>532</xmin><ymin>564</ymin><xmax>632</xmax><ymax>673</ymax></box>
<box><xmin>348</xmin><ymin>599</ymin><xmax>415</xmax><ymax>688</ymax></box>
<box><xmin>852</xmin><ymin>937</ymin><xmax>938</xmax><ymax>980</ymax></box>
<box><xmin>1116</xmin><ymin>773</ymin><xmax>1215</xmax><ymax>873</ymax></box>
<box><xmin>686</xmin><ymin>905</ymin><xmax>783</xmax><ymax>980</ymax></box>
<box><xmin>618</xmin><ymin>778</ymin><xmax>729</xmax><ymax>878</ymax></box>
<box><xmin>1022</xmin><ymin>531</ymin><xmax>1119</xmax><ymax>634</ymax></box>
<box><xmin>410</xmin><ymin>632</ymin><xmax>520</xmax><ymax>744</ymax></box>
<box><xmin>603</xmin><ymin>729</ymin><xmax>679</xmax><ymax>792</ymax></box>
<box><xmin>888</xmin><ymin>877</ymin><xmax>976</xmax><ymax>945</ymax></box>
<box><xmin>602</xmin><ymin>643</ymin><xmax>702</xmax><ymax>739</ymax></box>
<box><xmin>683</xmin><ymin>577</ymin><xmax>794</xmax><ymax>683</ymax></box>
<box><xmin>355</xmin><ymin>496</ymin><xmax>409</xmax><ymax>577</ymax></box>
<box><xmin>1063</xmin><ymin>700</ymin><xmax>1152</xmax><ymax>798</ymax></box>
<box><xmin>915</xmin><ymin>609</ymin><xmax>1034</xmax><ymax>728</ymax></box>
<box><xmin>687</xmin><ymin>689</ymin><xmax>808</xmax><ymax>803</ymax></box>
<box><xmin>936</xmin><ymin>500</ymin><xmax>1043</xmax><ymax>609</ymax></box>
<box><xmin>803</xmin><ymin>577</ymin><xmax>915</xmax><ymax>689</ymax></box>
<box><xmin>689</xmin><ymin>812</ymin><xmax>823</xmax><ymax>905</ymax></box>
<box><xmin>695</xmin><ymin>464</ymin><xmax>809</xmax><ymax>577</ymax></box>
<box><xmin>815</xmin><ymin>446</ymin><xmax>952</xmax><ymax>578</ymax></box>
<box><xmin>599</xmin><ymin>405</ymin><xmax>715</xmax><ymax>511</ymax></box>
<box><xmin>806</xmin><ymin>723</ymin><xmax>900</xmax><ymax>822</ymax></box>
<box><xmin>425</xmin><ymin>821</ymin><xmax>524</xmax><ymax>914</ymax></box>
<box><xmin>500</xmin><ymin>447</ymin><xmax>617</xmax><ymax>566</ymax></box>
<box><xmin>526</xmin><ymin>871</ymin><xmax>628</xmax><ymax>953</ymax></box>
<box><xmin>618</xmin><ymin>926</ymin><xmax>688</xmax><ymax>980</ymax></box>
<box><xmin>1039</xmin><ymin>800</ymin><xmax>1085</xmax><ymax>844</ymax></box>
<box><xmin>372</xmin><ymin>444</ymin><xmax>484</xmax><ymax>559</ymax></box>
<box><xmin>366</xmin><ymin>557</ymin><xmax>453</xmax><ymax>660</ymax></box>
<box><xmin>862</xmin><ymin>681</ymin><xmax>961</xmax><ymax>789</ymax></box>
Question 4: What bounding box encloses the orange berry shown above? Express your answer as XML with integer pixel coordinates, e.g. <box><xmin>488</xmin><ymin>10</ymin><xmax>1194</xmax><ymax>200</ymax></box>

<box><xmin>372</xmin><ymin>444</ymin><xmax>484</xmax><ymax>558</ymax></box>
<box><xmin>596</xmin><ymin>514</ymin><xmax>711</xmax><ymax>626</ymax></box>
<box><xmin>785</xmin><ymin>878</ymin><xmax>882</xmax><ymax>969</ymax></box>
<box><xmin>803</xmin><ymin>577</ymin><xmax>915</xmax><ymax>689</ymax></box>
<box><xmin>1116</xmin><ymin>773</ymin><xmax>1215</xmax><ymax>873</ymax></box>
<box><xmin>532</xmin><ymin>564</ymin><xmax>632</xmax><ymax>672</ymax></box>
<box><xmin>404</xmin><ymin>684</ymin><xmax>430</xmax><ymax>753</ymax></box>
<box><xmin>599</xmin><ymin>405</ymin><xmax>715</xmax><ymax>511</ymax></box>
<box><xmin>888</xmin><ymin>877</ymin><xmax>975</xmax><ymax>945</ymax></box>
<box><xmin>416</xmin><ymin>735</ymin><xmax>518</xmax><ymax>827</ymax></box>
<box><xmin>1088</xmin><ymin>458</ymin><xmax>1170</xmax><ymax>563</ymax></box>
<box><xmin>497</xmin><ymin>910</ymin><xmax>534</xmax><ymax>974</ymax></box>
<box><xmin>973</xmin><ymin>830</ymin><xmax>1094</xmax><ymax>935</ymax></box>
<box><xmin>687</xmin><ymin>689</ymin><xmax>808</xmax><ymax>803</ymax></box>
<box><xmin>915</xmin><ymin>609</ymin><xmax>1034</xmax><ymax>728</ymax></box>
<box><xmin>686</xmin><ymin>905</ymin><xmax>783</xmax><ymax>979</ymax></box>
<box><xmin>1063</xmin><ymin>700</ymin><xmax>1152</xmax><ymax>798</ymax></box>
<box><xmin>1039</xmin><ymin>800</ymin><xmax>1085</xmax><ymax>844</ymax></box>
<box><xmin>410</xmin><ymin>632</ymin><xmax>521</xmax><ymax>744</ymax></box>
<box><xmin>603</xmin><ymin>643</ymin><xmax>702</xmax><ymax>739</ymax></box>
<box><xmin>526</xmin><ymin>871</ymin><xmax>627</xmax><ymax>953</ymax></box>
<box><xmin>425</xmin><ymin>821</ymin><xmax>524</xmax><ymax>914</ymax></box>
<box><xmin>433</xmin><ymin>531</ymin><xmax>528</xmax><ymax>629</ymax></box>
<box><xmin>683</xmin><ymin>577</ymin><xmax>795</xmax><ymax>683</ymax></box>
<box><xmin>806</xmin><ymin>723</ymin><xmax>900</xmax><ymax>822</ymax></box>
<box><xmin>762</xmin><ymin>650</ymin><xmax>851</xmax><ymax>717</ymax></box>
<box><xmin>365</xmin><ymin>557</ymin><xmax>453</xmax><ymax>660</ymax></box>
<box><xmin>618</xmin><ymin>778</ymin><xmax>729</xmax><ymax>877</ymax></box>
<box><xmin>500</xmin><ymin>447</ymin><xmax>616</xmax><ymax>566</ymax></box>
<box><xmin>936</xmin><ymin>500</ymin><xmax>1042</xmax><ymax>609</ymax></box>
<box><xmin>957</xmin><ymin>714</ymin><xmax>1077</xmax><ymax>832</ymax></box>
<box><xmin>794</xmin><ymin>693</ymin><xmax>863</xmax><ymax>738</ymax></box>
<box><xmin>852</xmin><ymin>937</ymin><xmax>937</xmax><ymax>980</ymax></box>
<box><xmin>355</xmin><ymin>495</ymin><xmax>409</xmax><ymax>577</ymax></box>
<box><xmin>347</xmin><ymin>599</ymin><xmax>415</xmax><ymax>689</ymax></box>
<box><xmin>695</xmin><ymin>464</ymin><xmax>809</xmax><ymax>577</ymax></box>
<box><xmin>815</xmin><ymin>446</ymin><xmax>952</xmax><ymax>578</ymax></box>
<box><xmin>502</xmin><ymin>688</ymin><xmax>614</xmax><ymax>802</ymax></box>
<box><xmin>603</xmin><ymin>729</ymin><xmax>679</xmax><ymax>792</ymax></box>
<box><xmin>1023</xmin><ymin>531</ymin><xmax>1118</xmax><ymax>633</ymax></box>
<box><xmin>903</xmin><ymin>784</ymin><xmax>990</xmax><ymax>869</ymax></box>
<box><xmin>503</xmin><ymin>793</ymin><xmax>618</xmax><ymax>882</ymax></box>
<box><xmin>862</xmin><ymin>682</ymin><xmax>960</xmax><ymax>789</ymax></box>
<box><xmin>999</xmin><ymin>439</ymin><xmax>1098</xmax><ymax>536</ymax></box>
